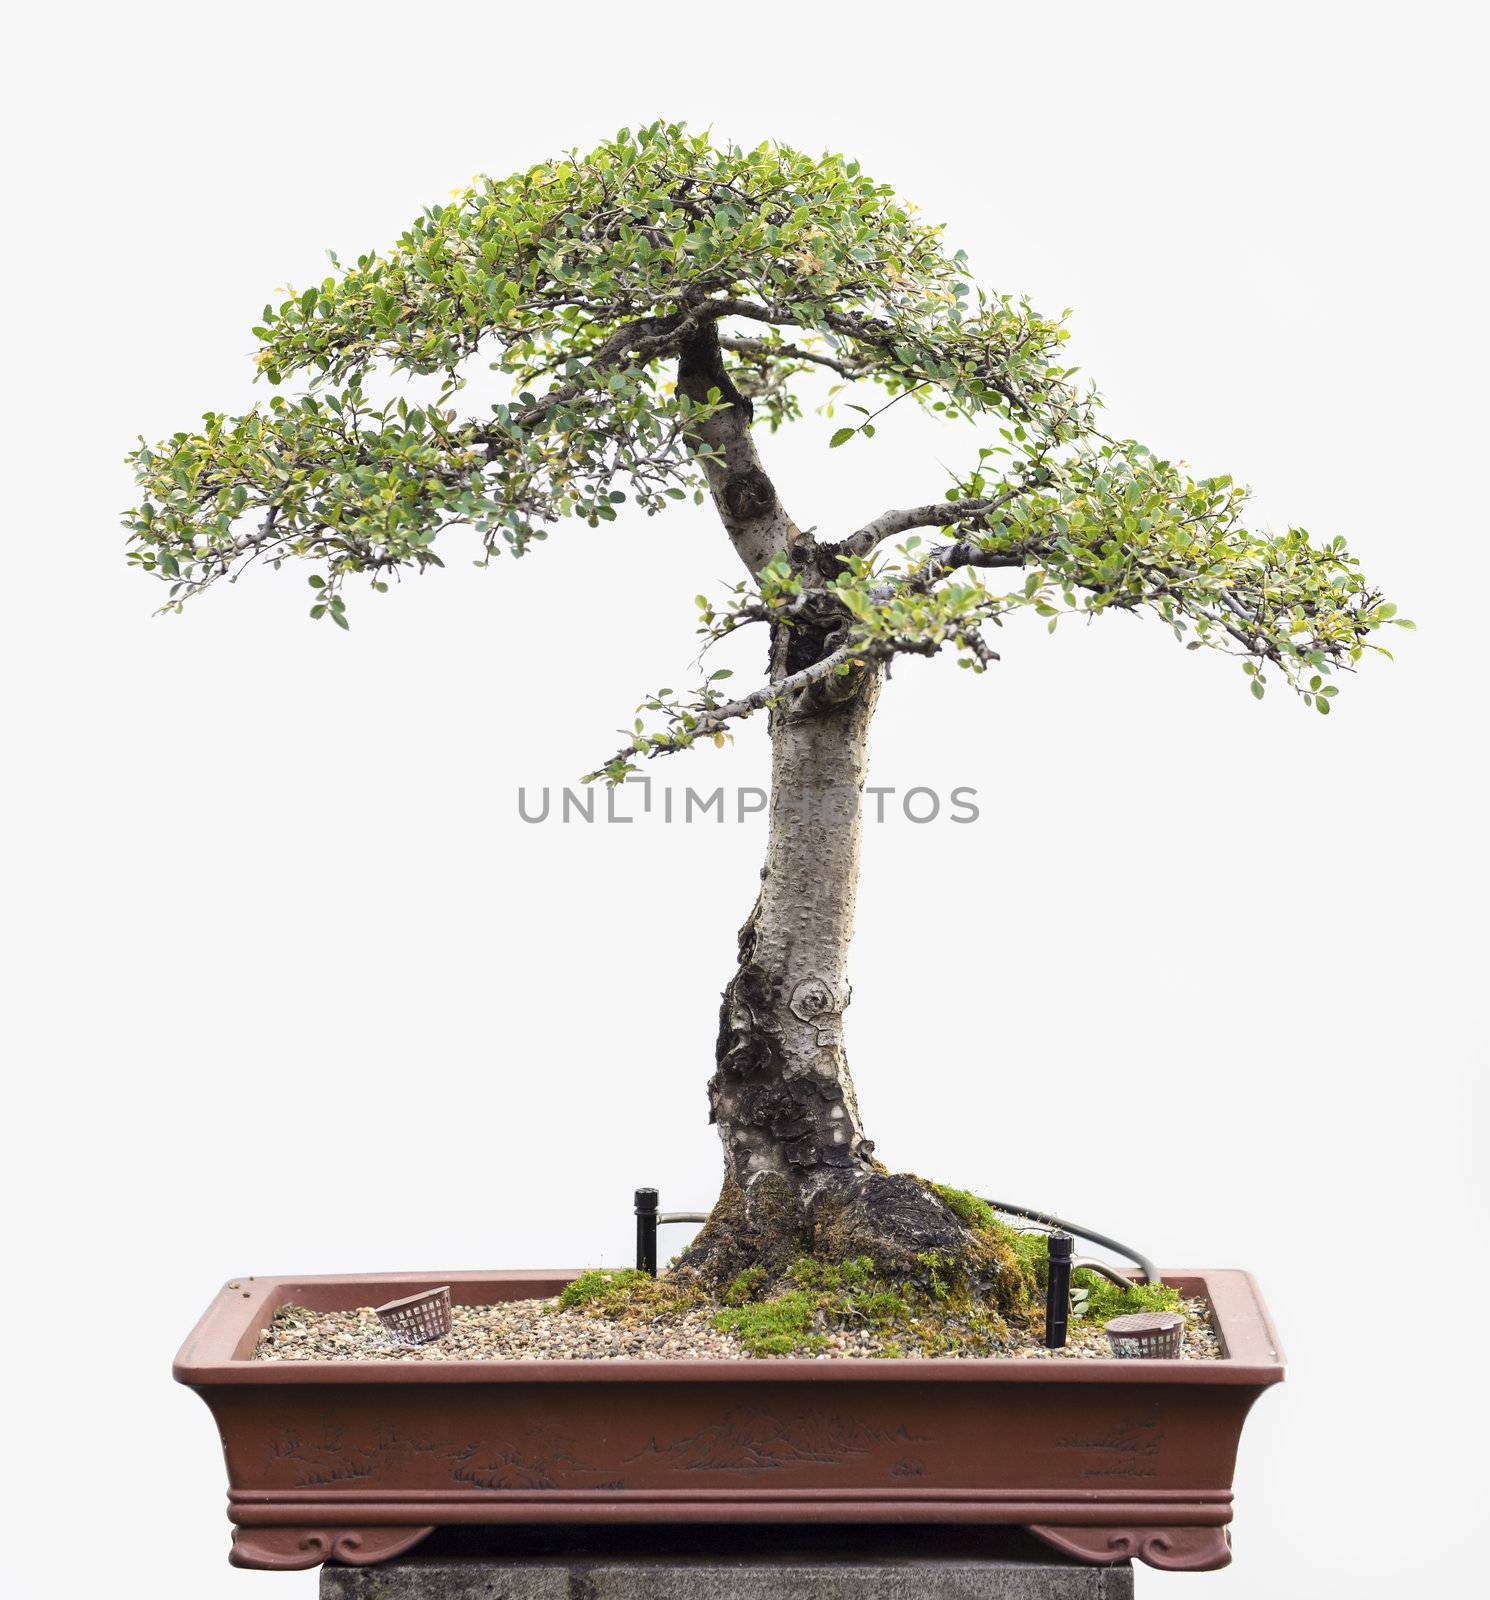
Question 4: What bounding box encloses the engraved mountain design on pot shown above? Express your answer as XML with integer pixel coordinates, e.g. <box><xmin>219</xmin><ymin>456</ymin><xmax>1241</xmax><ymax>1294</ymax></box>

<box><xmin>447</xmin><ymin>1425</ymin><xmax>600</xmax><ymax>1491</ymax></box>
<box><xmin>1053</xmin><ymin>1416</ymin><xmax>1165</xmax><ymax>1457</ymax></box>
<box><xmin>625</xmin><ymin>1405</ymin><xmax>929</xmax><ymax>1473</ymax></box>
<box><xmin>1051</xmin><ymin>1414</ymin><xmax>1167</xmax><ymax>1481</ymax></box>
<box><xmin>264</xmin><ymin>1422</ymin><xmax>480</xmax><ymax>1489</ymax></box>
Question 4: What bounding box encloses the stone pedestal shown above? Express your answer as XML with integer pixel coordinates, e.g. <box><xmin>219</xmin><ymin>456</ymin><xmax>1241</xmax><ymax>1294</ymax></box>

<box><xmin>319</xmin><ymin>1528</ymin><xmax>1134</xmax><ymax>1599</ymax></box>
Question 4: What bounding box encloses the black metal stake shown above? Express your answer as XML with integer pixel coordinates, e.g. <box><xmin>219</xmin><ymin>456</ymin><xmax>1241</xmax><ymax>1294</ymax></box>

<box><xmin>634</xmin><ymin>1187</ymin><xmax>659</xmax><ymax>1276</ymax></box>
<box><xmin>1045</xmin><ymin>1230</ymin><xmax>1073</xmax><ymax>1349</ymax></box>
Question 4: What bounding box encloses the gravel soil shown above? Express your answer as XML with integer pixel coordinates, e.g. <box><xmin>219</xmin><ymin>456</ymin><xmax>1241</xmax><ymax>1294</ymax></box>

<box><xmin>254</xmin><ymin>1293</ymin><xmax>1223</xmax><ymax>1363</ymax></box>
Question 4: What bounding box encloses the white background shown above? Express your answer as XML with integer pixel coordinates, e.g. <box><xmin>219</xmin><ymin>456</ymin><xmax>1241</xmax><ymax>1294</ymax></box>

<box><xmin>3</xmin><ymin>3</ymin><xmax>1485</xmax><ymax>1595</ymax></box>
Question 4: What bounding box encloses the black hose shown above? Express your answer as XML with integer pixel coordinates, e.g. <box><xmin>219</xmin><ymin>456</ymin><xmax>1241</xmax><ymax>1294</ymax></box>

<box><xmin>982</xmin><ymin>1197</ymin><xmax>1160</xmax><ymax>1284</ymax></box>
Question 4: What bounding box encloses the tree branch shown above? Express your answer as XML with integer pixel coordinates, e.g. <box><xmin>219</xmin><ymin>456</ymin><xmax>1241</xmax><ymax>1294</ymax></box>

<box><xmin>828</xmin><ymin>485</ymin><xmax>1032</xmax><ymax>562</ymax></box>
<box><xmin>486</xmin><ymin>310</ymin><xmax>686</xmax><ymax>435</ymax></box>
<box><xmin>699</xmin><ymin>296</ymin><xmax>803</xmax><ymax>329</ymax></box>
<box><xmin>598</xmin><ymin>637</ymin><xmax>881</xmax><ymax>775</ymax></box>
<box><xmin>696</xmin><ymin>297</ymin><xmax>1027</xmax><ymax>411</ymax></box>
<box><xmin>718</xmin><ymin>335</ymin><xmax>869</xmax><ymax>380</ymax></box>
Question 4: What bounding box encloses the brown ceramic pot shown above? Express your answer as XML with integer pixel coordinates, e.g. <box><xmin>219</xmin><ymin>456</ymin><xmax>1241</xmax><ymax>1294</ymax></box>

<box><xmin>174</xmin><ymin>1268</ymin><xmax>1283</xmax><ymax>1574</ymax></box>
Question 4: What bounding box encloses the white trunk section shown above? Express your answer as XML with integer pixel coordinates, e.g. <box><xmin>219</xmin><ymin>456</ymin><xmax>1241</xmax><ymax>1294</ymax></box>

<box><xmin>711</xmin><ymin>666</ymin><xmax>881</xmax><ymax>1195</ymax></box>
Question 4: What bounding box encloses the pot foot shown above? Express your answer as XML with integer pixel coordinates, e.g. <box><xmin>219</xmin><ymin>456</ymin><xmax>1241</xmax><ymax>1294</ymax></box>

<box><xmin>1028</xmin><ymin>1524</ymin><xmax>1231</xmax><ymax>1571</ymax></box>
<box><xmin>229</xmin><ymin>1525</ymin><xmax>436</xmax><ymax>1570</ymax></box>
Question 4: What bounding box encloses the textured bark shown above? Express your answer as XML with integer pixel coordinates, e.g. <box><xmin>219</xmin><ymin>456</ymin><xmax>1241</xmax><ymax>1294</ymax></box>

<box><xmin>710</xmin><ymin>658</ymin><xmax>880</xmax><ymax>1196</ymax></box>
<box><xmin>676</xmin><ymin>320</ymin><xmax>799</xmax><ymax>574</ymax></box>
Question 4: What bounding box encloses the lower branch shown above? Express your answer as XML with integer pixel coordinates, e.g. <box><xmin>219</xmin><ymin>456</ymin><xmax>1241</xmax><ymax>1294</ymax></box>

<box><xmin>594</xmin><ymin>628</ymin><xmax>981</xmax><ymax>780</ymax></box>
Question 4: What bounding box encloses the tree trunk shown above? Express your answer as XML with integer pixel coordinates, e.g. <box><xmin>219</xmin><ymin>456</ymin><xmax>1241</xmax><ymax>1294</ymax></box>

<box><xmin>679</xmin><ymin>635</ymin><xmax>995</xmax><ymax>1290</ymax></box>
<box><xmin>711</xmin><ymin>653</ymin><xmax>882</xmax><ymax>1196</ymax></box>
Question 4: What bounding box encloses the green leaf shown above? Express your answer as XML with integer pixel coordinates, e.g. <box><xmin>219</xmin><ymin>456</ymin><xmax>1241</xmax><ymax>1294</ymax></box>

<box><xmin>829</xmin><ymin>427</ymin><xmax>856</xmax><ymax>449</ymax></box>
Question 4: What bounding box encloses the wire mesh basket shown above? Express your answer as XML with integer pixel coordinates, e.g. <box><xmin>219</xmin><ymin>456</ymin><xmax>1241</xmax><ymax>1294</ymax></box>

<box><xmin>1104</xmin><ymin>1311</ymin><xmax>1184</xmax><ymax>1359</ymax></box>
<box><xmin>374</xmin><ymin>1285</ymin><xmax>452</xmax><ymax>1345</ymax></box>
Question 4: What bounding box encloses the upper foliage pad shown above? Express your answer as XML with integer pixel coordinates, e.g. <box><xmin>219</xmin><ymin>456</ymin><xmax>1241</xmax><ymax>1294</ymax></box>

<box><xmin>124</xmin><ymin>121</ymin><xmax>1404</xmax><ymax>749</ymax></box>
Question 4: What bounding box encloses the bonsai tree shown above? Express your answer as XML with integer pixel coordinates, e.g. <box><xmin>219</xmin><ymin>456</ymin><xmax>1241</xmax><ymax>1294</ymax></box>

<box><xmin>125</xmin><ymin>123</ymin><xmax>1402</xmax><ymax>1304</ymax></box>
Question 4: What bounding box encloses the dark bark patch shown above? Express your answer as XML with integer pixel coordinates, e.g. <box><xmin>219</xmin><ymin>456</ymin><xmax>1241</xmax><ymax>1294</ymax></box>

<box><xmin>784</xmin><ymin>617</ymin><xmax>834</xmax><ymax>676</ymax></box>
<box><xmin>721</xmin><ymin>466</ymin><xmax>775</xmax><ymax>521</ymax></box>
<box><xmin>815</xmin><ymin>1174</ymin><xmax>969</xmax><ymax>1267</ymax></box>
<box><xmin>676</xmin><ymin>322</ymin><xmax>754</xmax><ymax>417</ymax></box>
<box><xmin>733</xmin><ymin>1081</ymin><xmax>810</xmax><ymax>1139</ymax></box>
<box><xmin>713</xmin><ymin>960</ymin><xmax>784</xmax><ymax>1080</ymax></box>
<box><xmin>725</xmin><ymin>1074</ymin><xmax>850</xmax><ymax>1156</ymax></box>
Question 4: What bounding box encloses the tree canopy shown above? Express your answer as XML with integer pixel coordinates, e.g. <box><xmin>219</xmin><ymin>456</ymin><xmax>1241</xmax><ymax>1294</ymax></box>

<box><xmin>125</xmin><ymin>121</ymin><xmax>1405</xmax><ymax>774</ymax></box>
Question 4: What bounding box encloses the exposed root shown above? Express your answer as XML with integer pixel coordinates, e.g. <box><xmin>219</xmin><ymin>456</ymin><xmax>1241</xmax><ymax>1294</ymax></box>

<box><xmin>670</xmin><ymin>1172</ymin><xmax>812</xmax><ymax>1289</ymax></box>
<box><xmin>673</xmin><ymin>1170</ymin><xmax>1038</xmax><ymax>1321</ymax></box>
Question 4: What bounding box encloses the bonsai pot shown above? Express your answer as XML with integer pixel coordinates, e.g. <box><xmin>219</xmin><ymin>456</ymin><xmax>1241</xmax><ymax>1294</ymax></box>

<box><xmin>174</xmin><ymin>1267</ymin><xmax>1283</xmax><ymax>1574</ymax></box>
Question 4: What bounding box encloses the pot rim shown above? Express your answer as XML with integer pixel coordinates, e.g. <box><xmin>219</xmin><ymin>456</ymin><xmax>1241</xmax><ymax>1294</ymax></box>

<box><xmin>174</xmin><ymin>1266</ymin><xmax>1284</xmax><ymax>1388</ymax></box>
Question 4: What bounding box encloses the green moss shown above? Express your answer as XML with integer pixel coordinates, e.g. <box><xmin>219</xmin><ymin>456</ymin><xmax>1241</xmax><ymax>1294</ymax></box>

<box><xmin>554</xmin><ymin>1268</ymin><xmax>704</xmax><ymax>1318</ymax></box>
<box><xmin>711</xmin><ymin>1289</ymin><xmax>826</xmax><ymax>1356</ymax></box>
<box><xmin>708</xmin><ymin>1253</ymin><xmax>1014</xmax><ymax>1359</ymax></box>
<box><xmin>786</xmin><ymin>1255</ymin><xmax>872</xmax><ymax>1293</ymax></box>
<box><xmin>1073</xmin><ymin>1271</ymin><xmax>1184</xmax><ymax>1324</ymax></box>
<box><xmin>555</xmin><ymin>1268</ymin><xmax>653</xmax><ymax>1310</ymax></box>
<box><xmin>928</xmin><ymin>1182</ymin><xmax>998</xmax><ymax>1234</ymax></box>
<box><xmin>1008</xmin><ymin>1229</ymin><xmax>1048</xmax><ymax>1277</ymax></box>
<box><xmin>723</xmin><ymin>1265</ymin><xmax>768</xmax><ymax>1306</ymax></box>
<box><xmin>917</xmin><ymin>1182</ymin><xmax>1043</xmax><ymax>1317</ymax></box>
